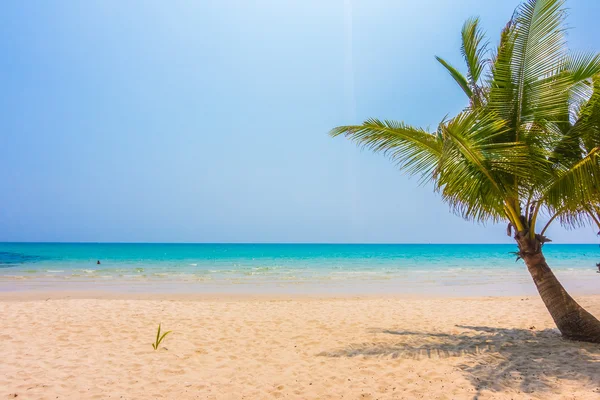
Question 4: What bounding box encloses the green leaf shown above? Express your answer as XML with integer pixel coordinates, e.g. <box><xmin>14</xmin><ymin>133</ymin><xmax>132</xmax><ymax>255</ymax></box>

<box><xmin>330</xmin><ymin>121</ymin><xmax>442</xmax><ymax>183</ymax></box>
<box><xmin>461</xmin><ymin>17</ymin><xmax>489</xmax><ymax>106</ymax></box>
<box><xmin>567</xmin><ymin>52</ymin><xmax>600</xmax><ymax>84</ymax></box>
<box><xmin>159</xmin><ymin>331</ymin><xmax>172</xmax><ymax>345</ymax></box>
<box><xmin>434</xmin><ymin>111</ymin><xmax>535</xmax><ymax>222</ymax></box>
<box><xmin>488</xmin><ymin>19</ymin><xmax>517</xmax><ymax>123</ymax></box>
<box><xmin>576</xmin><ymin>76</ymin><xmax>600</xmax><ymax>150</ymax></box>
<box><xmin>511</xmin><ymin>0</ymin><xmax>568</xmax><ymax>124</ymax></box>
<box><xmin>544</xmin><ymin>147</ymin><xmax>600</xmax><ymax>207</ymax></box>
<box><xmin>435</xmin><ymin>56</ymin><xmax>473</xmax><ymax>100</ymax></box>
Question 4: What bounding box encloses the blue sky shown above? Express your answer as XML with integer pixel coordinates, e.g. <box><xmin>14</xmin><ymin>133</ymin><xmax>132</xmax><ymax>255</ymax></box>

<box><xmin>1</xmin><ymin>0</ymin><xmax>600</xmax><ymax>243</ymax></box>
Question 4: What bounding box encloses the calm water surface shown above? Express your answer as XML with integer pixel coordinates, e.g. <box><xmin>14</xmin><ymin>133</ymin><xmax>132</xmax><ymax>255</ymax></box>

<box><xmin>1</xmin><ymin>243</ymin><xmax>599</xmax><ymax>296</ymax></box>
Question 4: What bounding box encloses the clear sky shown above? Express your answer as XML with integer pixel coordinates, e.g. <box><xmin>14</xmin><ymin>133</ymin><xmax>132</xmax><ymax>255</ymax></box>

<box><xmin>1</xmin><ymin>0</ymin><xmax>600</xmax><ymax>243</ymax></box>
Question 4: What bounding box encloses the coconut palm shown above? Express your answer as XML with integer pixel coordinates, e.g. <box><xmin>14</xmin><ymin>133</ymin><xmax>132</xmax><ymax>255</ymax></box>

<box><xmin>331</xmin><ymin>0</ymin><xmax>600</xmax><ymax>343</ymax></box>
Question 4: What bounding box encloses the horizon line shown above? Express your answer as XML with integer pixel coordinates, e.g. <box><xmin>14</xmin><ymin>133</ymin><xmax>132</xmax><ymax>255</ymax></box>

<box><xmin>0</xmin><ymin>241</ymin><xmax>597</xmax><ymax>245</ymax></box>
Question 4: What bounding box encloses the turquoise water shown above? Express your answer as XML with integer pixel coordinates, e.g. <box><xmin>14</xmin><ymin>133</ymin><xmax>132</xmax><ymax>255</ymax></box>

<box><xmin>1</xmin><ymin>243</ymin><xmax>599</xmax><ymax>295</ymax></box>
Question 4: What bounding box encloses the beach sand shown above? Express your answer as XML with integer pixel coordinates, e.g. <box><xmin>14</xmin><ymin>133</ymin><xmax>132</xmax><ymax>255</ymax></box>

<box><xmin>2</xmin><ymin>293</ymin><xmax>600</xmax><ymax>399</ymax></box>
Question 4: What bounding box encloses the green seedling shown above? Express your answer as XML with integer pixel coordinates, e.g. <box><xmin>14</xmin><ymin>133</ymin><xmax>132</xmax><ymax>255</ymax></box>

<box><xmin>152</xmin><ymin>323</ymin><xmax>172</xmax><ymax>350</ymax></box>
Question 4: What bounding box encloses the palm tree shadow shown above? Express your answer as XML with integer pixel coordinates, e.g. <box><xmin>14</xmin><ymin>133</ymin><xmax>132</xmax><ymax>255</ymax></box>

<box><xmin>318</xmin><ymin>325</ymin><xmax>600</xmax><ymax>397</ymax></box>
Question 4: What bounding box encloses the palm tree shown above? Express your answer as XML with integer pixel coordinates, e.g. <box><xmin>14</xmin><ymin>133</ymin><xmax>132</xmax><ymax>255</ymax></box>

<box><xmin>331</xmin><ymin>0</ymin><xmax>600</xmax><ymax>343</ymax></box>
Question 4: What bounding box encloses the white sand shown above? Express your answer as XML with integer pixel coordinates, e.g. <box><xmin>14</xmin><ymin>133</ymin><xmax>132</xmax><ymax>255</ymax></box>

<box><xmin>1</xmin><ymin>293</ymin><xmax>600</xmax><ymax>399</ymax></box>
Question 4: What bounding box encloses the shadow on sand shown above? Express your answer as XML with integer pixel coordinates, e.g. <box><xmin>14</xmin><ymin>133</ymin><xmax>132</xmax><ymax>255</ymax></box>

<box><xmin>319</xmin><ymin>325</ymin><xmax>600</xmax><ymax>398</ymax></box>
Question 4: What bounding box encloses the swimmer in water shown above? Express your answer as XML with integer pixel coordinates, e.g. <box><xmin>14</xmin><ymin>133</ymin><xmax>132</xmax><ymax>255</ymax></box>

<box><xmin>97</xmin><ymin>260</ymin><xmax>101</xmax><ymax>265</ymax></box>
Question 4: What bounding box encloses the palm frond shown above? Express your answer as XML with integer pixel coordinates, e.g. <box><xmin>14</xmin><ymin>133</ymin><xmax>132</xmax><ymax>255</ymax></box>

<box><xmin>554</xmin><ymin>207</ymin><xmax>598</xmax><ymax>230</ymax></box>
<box><xmin>575</xmin><ymin>75</ymin><xmax>600</xmax><ymax>151</ymax></box>
<box><xmin>461</xmin><ymin>17</ymin><xmax>488</xmax><ymax>104</ymax></box>
<box><xmin>511</xmin><ymin>0</ymin><xmax>568</xmax><ymax>124</ymax></box>
<box><xmin>567</xmin><ymin>52</ymin><xmax>600</xmax><ymax>83</ymax></box>
<box><xmin>552</xmin><ymin>75</ymin><xmax>600</xmax><ymax>164</ymax></box>
<box><xmin>434</xmin><ymin>111</ymin><xmax>532</xmax><ymax>221</ymax></box>
<box><xmin>435</xmin><ymin>56</ymin><xmax>473</xmax><ymax>99</ymax></box>
<box><xmin>488</xmin><ymin>19</ymin><xmax>517</xmax><ymax>125</ymax></box>
<box><xmin>543</xmin><ymin>147</ymin><xmax>600</xmax><ymax>212</ymax></box>
<box><xmin>330</xmin><ymin>121</ymin><xmax>442</xmax><ymax>182</ymax></box>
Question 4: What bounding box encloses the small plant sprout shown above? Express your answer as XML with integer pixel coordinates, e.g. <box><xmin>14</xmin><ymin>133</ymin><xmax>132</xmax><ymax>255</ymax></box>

<box><xmin>152</xmin><ymin>323</ymin><xmax>172</xmax><ymax>350</ymax></box>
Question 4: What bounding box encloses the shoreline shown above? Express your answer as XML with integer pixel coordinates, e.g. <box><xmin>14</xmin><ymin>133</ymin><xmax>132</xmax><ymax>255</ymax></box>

<box><xmin>1</xmin><ymin>274</ymin><xmax>598</xmax><ymax>298</ymax></box>
<box><xmin>0</xmin><ymin>290</ymin><xmax>550</xmax><ymax>301</ymax></box>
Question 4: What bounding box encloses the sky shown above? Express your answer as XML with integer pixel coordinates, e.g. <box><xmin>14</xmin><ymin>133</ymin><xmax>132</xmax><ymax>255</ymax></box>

<box><xmin>1</xmin><ymin>0</ymin><xmax>600</xmax><ymax>244</ymax></box>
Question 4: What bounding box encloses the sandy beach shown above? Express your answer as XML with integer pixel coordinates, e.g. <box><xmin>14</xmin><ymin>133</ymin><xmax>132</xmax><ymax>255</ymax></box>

<box><xmin>2</xmin><ymin>293</ymin><xmax>600</xmax><ymax>399</ymax></box>
<box><xmin>4</xmin><ymin>0</ymin><xmax>600</xmax><ymax>398</ymax></box>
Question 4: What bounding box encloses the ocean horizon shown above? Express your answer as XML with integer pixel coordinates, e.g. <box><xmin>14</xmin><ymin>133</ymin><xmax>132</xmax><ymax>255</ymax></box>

<box><xmin>1</xmin><ymin>242</ymin><xmax>599</xmax><ymax>296</ymax></box>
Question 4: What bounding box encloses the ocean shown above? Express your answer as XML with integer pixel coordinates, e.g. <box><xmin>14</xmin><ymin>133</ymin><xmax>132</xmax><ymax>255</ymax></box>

<box><xmin>1</xmin><ymin>243</ymin><xmax>599</xmax><ymax>295</ymax></box>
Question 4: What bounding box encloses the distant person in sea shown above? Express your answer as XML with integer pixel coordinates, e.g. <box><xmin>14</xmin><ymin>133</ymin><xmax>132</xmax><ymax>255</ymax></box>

<box><xmin>97</xmin><ymin>260</ymin><xmax>101</xmax><ymax>265</ymax></box>
<box><xmin>596</xmin><ymin>263</ymin><xmax>600</xmax><ymax>273</ymax></box>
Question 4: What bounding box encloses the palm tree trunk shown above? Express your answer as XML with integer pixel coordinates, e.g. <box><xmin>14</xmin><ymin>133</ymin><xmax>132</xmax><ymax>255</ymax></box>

<box><xmin>515</xmin><ymin>233</ymin><xmax>600</xmax><ymax>343</ymax></box>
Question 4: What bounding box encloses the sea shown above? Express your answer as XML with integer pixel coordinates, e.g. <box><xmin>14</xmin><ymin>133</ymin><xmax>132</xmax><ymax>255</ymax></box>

<box><xmin>1</xmin><ymin>243</ymin><xmax>599</xmax><ymax>296</ymax></box>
